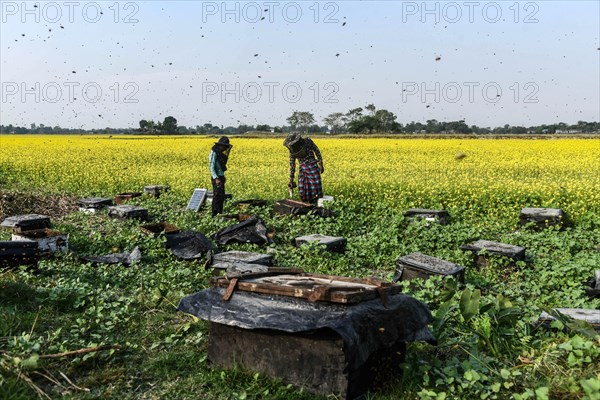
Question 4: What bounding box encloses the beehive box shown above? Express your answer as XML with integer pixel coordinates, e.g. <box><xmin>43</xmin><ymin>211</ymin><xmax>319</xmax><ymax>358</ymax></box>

<box><xmin>12</xmin><ymin>229</ymin><xmax>68</xmax><ymax>253</ymax></box>
<box><xmin>0</xmin><ymin>240</ymin><xmax>39</xmax><ymax>268</ymax></box>
<box><xmin>211</xmin><ymin>250</ymin><xmax>274</xmax><ymax>266</ymax></box>
<box><xmin>178</xmin><ymin>285</ymin><xmax>434</xmax><ymax>400</ymax></box>
<box><xmin>273</xmin><ymin>199</ymin><xmax>314</xmax><ymax>216</ymax></box>
<box><xmin>460</xmin><ymin>240</ymin><xmax>526</xmax><ymax>268</ymax></box>
<box><xmin>144</xmin><ymin>185</ymin><xmax>170</xmax><ymax>198</ymax></box>
<box><xmin>108</xmin><ymin>205</ymin><xmax>149</xmax><ymax>220</ymax></box>
<box><xmin>208</xmin><ymin>323</ymin><xmax>406</xmax><ymax>400</ymax></box>
<box><xmin>139</xmin><ymin>222</ymin><xmax>180</xmax><ymax>237</ymax></box>
<box><xmin>1</xmin><ymin>214</ymin><xmax>51</xmax><ymax>233</ymax></box>
<box><xmin>404</xmin><ymin>208</ymin><xmax>450</xmax><ymax>225</ymax></box>
<box><xmin>538</xmin><ymin>308</ymin><xmax>600</xmax><ymax>332</ymax></box>
<box><xmin>519</xmin><ymin>208</ymin><xmax>568</xmax><ymax>230</ymax></box>
<box><xmin>78</xmin><ymin>197</ymin><xmax>113</xmax><ymax>213</ymax></box>
<box><xmin>295</xmin><ymin>234</ymin><xmax>347</xmax><ymax>253</ymax></box>
<box><xmin>114</xmin><ymin>192</ymin><xmax>142</xmax><ymax>204</ymax></box>
<box><xmin>394</xmin><ymin>252</ymin><xmax>465</xmax><ymax>283</ymax></box>
<box><xmin>318</xmin><ymin>195</ymin><xmax>334</xmax><ymax>208</ymax></box>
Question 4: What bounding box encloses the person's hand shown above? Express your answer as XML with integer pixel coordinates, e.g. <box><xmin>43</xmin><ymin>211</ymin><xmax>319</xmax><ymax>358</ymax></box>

<box><xmin>288</xmin><ymin>181</ymin><xmax>297</xmax><ymax>189</ymax></box>
<box><xmin>215</xmin><ymin>178</ymin><xmax>222</xmax><ymax>187</ymax></box>
<box><xmin>318</xmin><ymin>162</ymin><xmax>324</xmax><ymax>174</ymax></box>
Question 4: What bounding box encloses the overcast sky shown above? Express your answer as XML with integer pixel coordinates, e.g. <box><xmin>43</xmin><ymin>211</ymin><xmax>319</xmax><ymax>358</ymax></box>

<box><xmin>1</xmin><ymin>0</ymin><xmax>599</xmax><ymax>129</ymax></box>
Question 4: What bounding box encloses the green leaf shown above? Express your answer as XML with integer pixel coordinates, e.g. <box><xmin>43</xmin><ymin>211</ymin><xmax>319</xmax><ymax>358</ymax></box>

<box><xmin>580</xmin><ymin>378</ymin><xmax>600</xmax><ymax>399</ymax></box>
<box><xmin>460</xmin><ymin>288</ymin><xmax>481</xmax><ymax>323</ymax></box>
<box><xmin>534</xmin><ymin>387</ymin><xmax>549</xmax><ymax>400</ymax></box>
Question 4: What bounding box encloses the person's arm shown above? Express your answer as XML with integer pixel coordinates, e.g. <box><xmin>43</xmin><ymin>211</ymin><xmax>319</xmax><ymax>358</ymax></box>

<box><xmin>288</xmin><ymin>153</ymin><xmax>297</xmax><ymax>187</ymax></box>
<box><xmin>309</xmin><ymin>139</ymin><xmax>324</xmax><ymax>173</ymax></box>
<box><xmin>208</xmin><ymin>151</ymin><xmax>220</xmax><ymax>179</ymax></box>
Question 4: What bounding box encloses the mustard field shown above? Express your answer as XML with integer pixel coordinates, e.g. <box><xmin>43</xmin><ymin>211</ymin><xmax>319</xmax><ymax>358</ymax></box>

<box><xmin>1</xmin><ymin>135</ymin><xmax>599</xmax><ymax>220</ymax></box>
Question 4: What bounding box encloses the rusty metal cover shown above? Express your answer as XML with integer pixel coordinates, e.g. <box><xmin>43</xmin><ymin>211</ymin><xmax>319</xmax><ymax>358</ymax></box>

<box><xmin>139</xmin><ymin>222</ymin><xmax>180</xmax><ymax>237</ymax></box>
<box><xmin>114</xmin><ymin>192</ymin><xmax>142</xmax><ymax>204</ymax></box>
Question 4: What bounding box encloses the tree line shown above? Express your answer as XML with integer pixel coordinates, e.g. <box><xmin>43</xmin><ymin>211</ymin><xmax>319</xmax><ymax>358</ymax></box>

<box><xmin>1</xmin><ymin>106</ymin><xmax>599</xmax><ymax>135</ymax></box>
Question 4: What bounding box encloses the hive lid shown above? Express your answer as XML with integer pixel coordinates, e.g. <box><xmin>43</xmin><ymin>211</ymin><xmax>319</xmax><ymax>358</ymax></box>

<box><xmin>1</xmin><ymin>214</ymin><xmax>51</xmax><ymax>229</ymax></box>
<box><xmin>295</xmin><ymin>234</ymin><xmax>342</xmax><ymax>242</ymax></box>
<box><xmin>461</xmin><ymin>240</ymin><xmax>525</xmax><ymax>258</ymax></box>
<box><xmin>79</xmin><ymin>197</ymin><xmax>113</xmax><ymax>207</ymax></box>
<box><xmin>520</xmin><ymin>207</ymin><xmax>564</xmax><ymax>217</ymax></box>
<box><xmin>397</xmin><ymin>252</ymin><xmax>464</xmax><ymax>274</ymax></box>
<box><xmin>212</xmin><ymin>250</ymin><xmax>273</xmax><ymax>266</ymax></box>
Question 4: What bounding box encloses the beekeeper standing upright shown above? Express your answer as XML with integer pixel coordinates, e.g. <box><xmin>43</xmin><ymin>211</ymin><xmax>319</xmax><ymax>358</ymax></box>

<box><xmin>208</xmin><ymin>136</ymin><xmax>232</xmax><ymax>217</ymax></box>
<box><xmin>284</xmin><ymin>132</ymin><xmax>324</xmax><ymax>205</ymax></box>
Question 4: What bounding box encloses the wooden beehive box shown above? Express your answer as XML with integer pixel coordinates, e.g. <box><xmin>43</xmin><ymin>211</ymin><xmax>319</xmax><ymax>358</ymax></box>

<box><xmin>139</xmin><ymin>222</ymin><xmax>180</xmax><ymax>237</ymax></box>
<box><xmin>460</xmin><ymin>239</ymin><xmax>525</xmax><ymax>268</ymax></box>
<box><xmin>0</xmin><ymin>240</ymin><xmax>39</xmax><ymax>268</ymax></box>
<box><xmin>207</xmin><ymin>322</ymin><xmax>405</xmax><ymax>400</ymax></box>
<box><xmin>1</xmin><ymin>214</ymin><xmax>51</xmax><ymax>233</ymax></box>
<box><xmin>404</xmin><ymin>208</ymin><xmax>450</xmax><ymax>225</ymax></box>
<box><xmin>79</xmin><ymin>197</ymin><xmax>113</xmax><ymax>213</ymax></box>
<box><xmin>395</xmin><ymin>252</ymin><xmax>465</xmax><ymax>283</ymax></box>
<box><xmin>143</xmin><ymin>185</ymin><xmax>170</xmax><ymax>198</ymax></box>
<box><xmin>178</xmin><ymin>281</ymin><xmax>434</xmax><ymax>400</ymax></box>
<box><xmin>295</xmin><ymin>234</ymin><xmax>347</xmax><ymax>253</ymax></box>
<box><xmin>273</xmin><ymin>199</ymin><xmax>314</xmax><ymax>216</ymax></box>
<box><xmin>519</xmin><ymin>207</ymin><xmax>568</xmax><ymax>230</ymax></box>
<box><xmin>114</xmin><ymin>192</ymin><xmax>142</xmax><ymax>204</ymax></box>
<box><xmin>211</xmin><ymin>250</ymin><xmax>274</xmax><ymax>266</ymax></box>
<box><xmin>12</xmin><ymin>229</ymin><xmax>68</xmax><ymax>253</ymax></box>
<box><xmin>108</xmin><ymin>205</ymin><xmax>148</xmax><ymax>220</ymax></box>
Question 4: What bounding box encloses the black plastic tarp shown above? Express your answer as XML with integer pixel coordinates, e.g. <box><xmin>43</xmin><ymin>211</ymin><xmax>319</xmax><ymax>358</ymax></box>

<box><xmin>166</xmin><ymin>231</ymin><xmax>214</xmax><ymax>260</ymax></box>
<box><xmin>213</xmin><ymin>215</ymin><xmax>269</xmax><ymax>245</ymax></box>
<box><xmin>178</xmin><ymin>288</ymin><xmax>435</xmax><ymax>370</ymax></box>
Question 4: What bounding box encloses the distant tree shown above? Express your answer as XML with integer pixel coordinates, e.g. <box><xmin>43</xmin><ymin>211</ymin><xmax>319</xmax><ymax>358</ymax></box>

<box><xmin>346</xmin><ymin>107</ymin><xmax>363</xmax><ymax>122</ymax></box>
<box><xmin>323</xmin><ymin>112</ymin><xmax>347</xmax><ymax>134</ymax></box>
<box><xmin>161</xmin><ymin>116</ymin><xmax>178</xmax><ymax>134</ymax></box>
<box><xmin>256</xmin><ymin>124</ymin><xmax>271</xmax><ymax>132</ymax></box>
<box><xmin>365</xmin><ymin>103</ymin><xmax>376</xmax><ymax>116</ymax></box>
<box><xmin>287</xmin><ymin>111</ymin><xmax>315</xmax><ymax>132</ymax></box>
<box><xmin>374</xmin><ymin>109</ymin><xmax>398</xmax><ymax>132</ymax></box>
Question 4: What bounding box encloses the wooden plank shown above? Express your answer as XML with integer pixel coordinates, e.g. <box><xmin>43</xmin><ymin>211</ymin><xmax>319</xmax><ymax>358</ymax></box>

<box><xmin>213</xmin><ymin>274</ymin><xmax>401</xmax><ymax>304</ymax></box>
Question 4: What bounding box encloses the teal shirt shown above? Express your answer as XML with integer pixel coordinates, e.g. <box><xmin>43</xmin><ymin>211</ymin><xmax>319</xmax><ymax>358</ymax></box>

<box><xmin>208</xmin><ymin>150</ymin><xmax>224</xmax><ymax>179</ymax></box>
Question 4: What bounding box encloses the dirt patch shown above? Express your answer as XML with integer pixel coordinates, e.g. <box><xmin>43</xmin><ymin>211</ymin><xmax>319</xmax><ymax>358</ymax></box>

<box><xmin>0</xmin><ymin>191</ymin><xmax>79</xmax><ymax>221</ymax></box>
